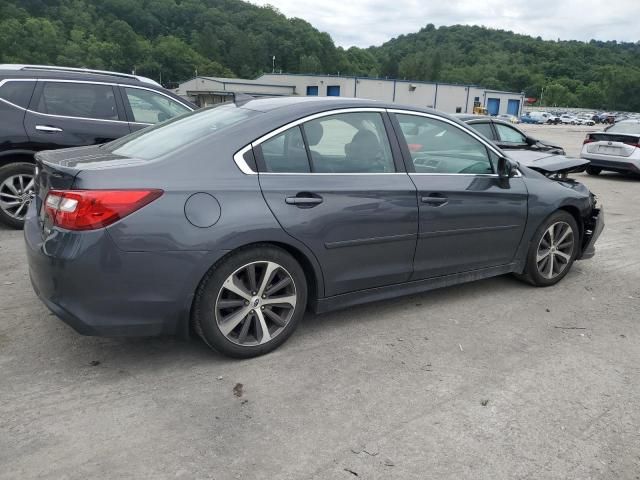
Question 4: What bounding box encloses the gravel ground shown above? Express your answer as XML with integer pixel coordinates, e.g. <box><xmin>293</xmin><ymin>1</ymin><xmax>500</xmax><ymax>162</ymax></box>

<box><xmin>1</xmin><ymin>125</ymin><xmax>639</xmax><ymax>479</ymax></box>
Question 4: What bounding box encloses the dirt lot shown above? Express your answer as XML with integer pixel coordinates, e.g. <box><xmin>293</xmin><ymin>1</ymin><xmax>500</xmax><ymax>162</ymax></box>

<box><xmin>1</xmin><ymin>125</ymin><xmax>639</xmax><ymax>479</ymax></box>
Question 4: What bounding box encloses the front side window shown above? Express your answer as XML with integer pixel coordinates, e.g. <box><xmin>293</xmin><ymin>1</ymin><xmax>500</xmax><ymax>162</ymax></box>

<box><xmin>0</xmin><ymin>81</ymin><xmax>36</xmax><ymax>108</ymax></box>
<box><xmin>495</xmin><ymin>124</ymin><xmax>526</xmax><ymax>144</ymax></box>
<box><xmin>303</xmin><ymin>112</ymin><xmax>394</xmax><ymax>173</ymax></box>
<box><xmin>260</xmin><ymin>127</ymin><xmax>310</xmax><ymax>173</ymax></box>
<box><xmin>395</xmin><ymin>113</ymin><xmax>493</xmax><ymax>174</ymax></box>
<box><xmin>124</xmin><ymin>87</ymin><xmax>190</xmax><ymax>124</ymax></box>
<box><xmin>36</xmin><ymin>82</ymin><xmax>118</xmax><ymax>120</ymax></box>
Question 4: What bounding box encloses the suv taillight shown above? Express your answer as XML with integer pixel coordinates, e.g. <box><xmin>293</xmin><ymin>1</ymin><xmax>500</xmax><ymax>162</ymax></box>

<box><xmin>583</xmin><ymin>135</ymin><xmax>594</xmax><ymax>145</ymax></box>
<box><xmin>44</xmin><ymin>189</ymin><xmax>163</xmax><ymax>231</ymax></box>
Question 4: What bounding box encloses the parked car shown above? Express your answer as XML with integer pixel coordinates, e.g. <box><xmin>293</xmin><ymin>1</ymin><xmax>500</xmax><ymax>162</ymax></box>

<box><xmin>0</xmin><ymin>64</ymin><xmax>196</xmax><ymax>228</ymax></box>
<box><xmin>527</xmin><ymin>111</ymin><xmax>561</xmax><ymax>125</ymax></box>
<box><xmin>581</xmin><ymin>119</ymin><xmax>640</xmax><ymax>175</ymax></box>
<box><xmin>497</xmin><ymin>114</ymin><xmax>520</xmax><ymax>124</ymax></box>
<box><xmin>25</xmin><ymin>97</ymin><xmax>604</xmax><ymax>358</ymax></box>
<box><xmin>520</xmin><ymin>114</ymin><xmax>544</xmax><ymax>124</ymax></box>
<box><xmin>457</xmin><ymin>115</ymin><xmax>566</xmax><ymax>154</ymax></box>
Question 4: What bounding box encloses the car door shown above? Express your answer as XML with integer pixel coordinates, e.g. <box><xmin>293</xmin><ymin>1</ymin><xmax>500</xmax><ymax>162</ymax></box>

<box><xmin>256</xmin><ymin>109</ymin><xmax>419</xmax><ymax>297</ymax></box>
<box><xmin>390</xmin><ymin>110</ymin><xmax>528</xmax><ymax>280</ymax></box>
<box><xmin>24</xmin><ymin>80</ymin><xmax>131</xmax><ymax>150</ymax></box>
<box><xmin>120</xmin><ymin>86</ymin><xmax>192</xmax><ymax>132</ymax></box>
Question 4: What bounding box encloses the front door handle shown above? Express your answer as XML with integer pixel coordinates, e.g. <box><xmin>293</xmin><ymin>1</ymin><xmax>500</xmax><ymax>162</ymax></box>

<box><xmin>421</xmin><ymin>195</ymin><xmax>448</xmax><ymax>206</ymax></box>
<box><xmin>35</xmin><ymin>125</ymin><xmax>63</xmax><ymax>133</ymax></box>
<box><xmin>285</xmin><ymin>194</ymin><xmax>323</xmax><ymax>207</ymax></box>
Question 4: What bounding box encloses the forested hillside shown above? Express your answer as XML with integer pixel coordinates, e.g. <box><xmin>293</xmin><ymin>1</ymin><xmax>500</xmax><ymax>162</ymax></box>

<box><xmin>1</xmin><ymin>0</ymin><xmax>639</xmax><ymax>110</ymax></box>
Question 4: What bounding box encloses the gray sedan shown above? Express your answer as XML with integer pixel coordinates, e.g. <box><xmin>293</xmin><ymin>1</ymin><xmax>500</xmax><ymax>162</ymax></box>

<box><xmin>25</xmin><ymin>97</ymin><xmax>604</xmax><ymax>358</ymax></box>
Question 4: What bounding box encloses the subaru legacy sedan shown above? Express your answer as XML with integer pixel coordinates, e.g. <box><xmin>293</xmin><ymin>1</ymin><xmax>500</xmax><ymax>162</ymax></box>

<box><xmin>25</xmin><ymin>97</ymin><xmax>604</xmax><ymax>358</ymax></box>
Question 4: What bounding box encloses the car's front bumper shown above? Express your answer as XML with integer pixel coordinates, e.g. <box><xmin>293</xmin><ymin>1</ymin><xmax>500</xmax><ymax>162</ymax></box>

<box><xmin>578</xmin><ymin>205</ymin><xmax>604</xmax><ymax>260</ymax></box>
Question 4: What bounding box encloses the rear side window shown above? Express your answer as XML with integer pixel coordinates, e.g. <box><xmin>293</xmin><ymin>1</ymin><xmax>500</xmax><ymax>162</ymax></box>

<box><xmin>261</xmin><ymin>127</ymin><xmax>310</xmax><ymax>173</ymax></box>
<box><xmin>303</xmin><ymin>112</ymin><xmax>395</xmax><ymax>173</ymax></box>
<box><xmin>395</xmin><ymin>113</ymin><xmax>493</xmax><ymax>174</ymax></box>
<box><xmin>123</xmin><ymin>87</ymin><xmax>190</xmax><ymax>124</ymax></box>
<box><xmin>35</xmin><ymin>82</ymin><xmax>118</xmax><ymax>120</ymax></box>
<box><xmin>0</xmin><ymin>80</ymin><xmax>36</xmax><ymax>108</ymax></box>
<box><xmin>469</xmin><ymin>122</ymin><xmax>495</xmax><ymax>140</ymax></box>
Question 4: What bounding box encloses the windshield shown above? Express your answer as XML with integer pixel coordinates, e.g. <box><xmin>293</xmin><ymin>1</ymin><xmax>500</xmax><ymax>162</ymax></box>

<box><xmin>607</xmin><ymin>122</ymin><xmax>640</xmax><ymax>135</ymax></box>
<box><xmin>108</xmin><ymin>104</ymin><xmax>260</xmax><ymax>160</ymax></box>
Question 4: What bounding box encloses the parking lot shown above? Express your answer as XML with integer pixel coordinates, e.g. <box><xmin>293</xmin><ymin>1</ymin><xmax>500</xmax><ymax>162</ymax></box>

<box><xmin>1</xmin><ymin>125</ymin><xmax>639</xmax><ymax>479</ymax></box>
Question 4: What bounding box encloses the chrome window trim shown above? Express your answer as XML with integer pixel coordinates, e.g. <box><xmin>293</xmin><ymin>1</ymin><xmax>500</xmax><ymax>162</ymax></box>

<box><xmin>0</xmin><ymin>78</ymin><xmax>193</xmax><ymax>124</ymax></box>
<box><xmin>233</xmin><ymin>107</ymin><xmax>388</xmax><ymax>175</ymax></box>
<box><xmin>232</xmin><ymin>106</ymin><xmax>522</xmax><ymax>178</ymax></box>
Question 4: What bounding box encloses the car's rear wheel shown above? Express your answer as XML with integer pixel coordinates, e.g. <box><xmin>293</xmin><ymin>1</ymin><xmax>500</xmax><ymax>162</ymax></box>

<box><xmin>193</xmin><ymin>245</ymin><xmax>307</xmax><ymax>358</ymax></box>
<box><xmin>518</xmin><ymin>211</ymin><xmax>579</xmax><ymax>287</ymax></box>
<box><xmin>586</xmin><ymin>166</ymin><xmax>602</xmax><ymax>176</ymax></box>
<box><xmin>0</xmin><ymin>162</ymin><xmax>35</xmax><ymax>229</ymax></box>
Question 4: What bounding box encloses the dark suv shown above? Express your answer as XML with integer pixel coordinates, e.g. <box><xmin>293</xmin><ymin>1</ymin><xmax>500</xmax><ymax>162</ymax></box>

<box><xmin>0</xmin><ymin>64</ymin><xmax>195</xmax><ymax>228</ymax></box>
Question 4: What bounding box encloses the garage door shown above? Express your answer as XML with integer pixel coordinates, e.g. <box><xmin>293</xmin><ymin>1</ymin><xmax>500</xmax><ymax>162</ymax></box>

<box><xmin>487</xmin><ymin>98</ymin><xmax>500</xmax><ymax>116</ymax></box>
<box><xmin>507</xmin><ymin>99</ymin><xmax>520</xmax><ymax>116</ymax></box>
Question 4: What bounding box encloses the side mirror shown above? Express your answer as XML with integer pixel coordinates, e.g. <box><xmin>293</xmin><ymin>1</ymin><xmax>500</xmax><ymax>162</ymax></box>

<box><xmin>497</xmin><ymin>156</ymin><xmax>516</xmax><ymax>178</ymax></box>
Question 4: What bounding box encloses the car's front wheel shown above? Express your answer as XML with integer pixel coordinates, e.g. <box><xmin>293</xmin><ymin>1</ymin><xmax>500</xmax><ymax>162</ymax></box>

<box><xmin>518</xmin><ymin>211</ymin><xmax>579</xmax><ymax>287</ymax></box>
<box><xmin>0</xmin><ymin>162</ymin><xmax>35</xmax><ymax>229</ymax></box>
<box><xmin>193</xmin><ymin>245</ymin><xmax>308</xmax><ymax>358</ymax></box>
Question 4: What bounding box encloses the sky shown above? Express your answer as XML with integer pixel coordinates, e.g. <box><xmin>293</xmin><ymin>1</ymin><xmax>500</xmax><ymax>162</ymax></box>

<box><xmin>249</xmin><ymin>0</ymin><xmax>640</xmax><ymax>48</ymax></box>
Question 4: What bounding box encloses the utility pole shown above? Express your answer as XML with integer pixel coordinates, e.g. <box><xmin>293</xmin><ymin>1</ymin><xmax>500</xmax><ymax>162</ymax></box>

<box><xmin>540</xmin><ymin>86</ymin><xmax>545</xmax><ymax>106</ymax></box>
<box><xmin>272</xmin><ymin>56</ymin><xmax>276</xmax><ymax>74</ymax></box>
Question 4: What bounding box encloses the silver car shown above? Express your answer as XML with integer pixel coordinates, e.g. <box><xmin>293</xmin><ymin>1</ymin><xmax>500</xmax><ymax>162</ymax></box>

<box><xmin>581</xmin><ymin>120</ymin><xmax>640</xmax><ymax>175</ymax></box>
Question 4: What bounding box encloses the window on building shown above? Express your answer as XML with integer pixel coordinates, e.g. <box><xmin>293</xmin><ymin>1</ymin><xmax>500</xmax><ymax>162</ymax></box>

<box><xmin>306</xmin><ymin>86</ymin><xmax>318</xmax><ymax>96</ymax></box>
<box><xmin>36</xmin><ymin>82</ymin><xmax>118</xmax><ymax>120</ymax></box>
<box><xmin>395</xmin><ymin>113</ymin><xmax>493</xmax><ymax>174</ymax></box>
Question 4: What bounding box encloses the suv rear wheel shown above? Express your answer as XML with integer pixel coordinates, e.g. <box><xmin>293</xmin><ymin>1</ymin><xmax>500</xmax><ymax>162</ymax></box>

<box><xmin>0</xmin><ymin>162</ymin><xmax>35</xmax><ymax>229</ymax></box>
<box><xmin>193</xmin><ymin>245</ymin><xmax>308</xmax><ymax>358</ymax></box>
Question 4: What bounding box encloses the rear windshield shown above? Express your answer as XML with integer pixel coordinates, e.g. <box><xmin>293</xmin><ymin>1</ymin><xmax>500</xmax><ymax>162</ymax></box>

<box><xmin>607</xmin><ymin>122</ymin><xmax>640</xmax><ymax>135</ymax></box>
<box><xmin>108</xmin><ymin>104</ymin><xmax>260</xmax><ymax>159</ymax></box>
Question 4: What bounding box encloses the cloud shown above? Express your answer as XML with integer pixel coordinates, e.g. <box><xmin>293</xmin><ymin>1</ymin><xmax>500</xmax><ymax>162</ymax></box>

<box><xmin>249</xmin><ymin>0</ymin><xmax>640</xmax><ymax>47</ymax></box>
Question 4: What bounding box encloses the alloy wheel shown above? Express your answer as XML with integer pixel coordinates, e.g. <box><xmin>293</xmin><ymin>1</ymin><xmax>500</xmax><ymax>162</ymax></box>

<box><xmin>0</xmin><ymin>173</ymin><xmax>34</xmax><ymax>221</ymax></box>
<box><xmin>215</xmin><ymin>261</ymin><xmax>297</xmax><ymax>346</ymax></box>
<box><xmin>536</xmin><ymin>221</ymin><xmax>575</xmax><ymax>279</ymax></box>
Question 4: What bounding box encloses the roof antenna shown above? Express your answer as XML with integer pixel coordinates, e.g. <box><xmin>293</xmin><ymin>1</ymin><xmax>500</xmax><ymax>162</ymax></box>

<box><xmin>233</xmin><ymin>92</ymin><xmax>254</xmax><ymax>106</ymax></box>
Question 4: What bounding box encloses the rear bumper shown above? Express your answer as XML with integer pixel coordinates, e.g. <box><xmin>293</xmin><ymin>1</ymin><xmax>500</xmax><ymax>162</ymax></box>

<box><xmin>24</xmin><ymin>207</ymin><xmax>212</xmax><ymax>337</ymax></box>
<box><xmin>581</xmin><ymin>154</ymin><xmax>640</xmax><ymax>174</ymax></box>
<box><xmin>578</xmin><ymin>205</ymin><xmax>604</xmax><ymax>260</ymax></box>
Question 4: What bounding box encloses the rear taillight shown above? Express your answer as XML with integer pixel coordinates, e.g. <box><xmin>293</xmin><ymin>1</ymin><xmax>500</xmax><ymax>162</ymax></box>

<box><xmin>44</xmin><ymin>189</ymin><xmax>163</xmax><ymax>231</ymax></box>
<box><xmin>583</xmin><ymin>135</ymin><xmax>594</xmax><ymax>145</ymax></box>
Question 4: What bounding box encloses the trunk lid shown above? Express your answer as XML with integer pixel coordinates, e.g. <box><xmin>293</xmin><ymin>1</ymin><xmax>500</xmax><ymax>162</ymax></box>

<box><xmin>34</xmin><ymin>145</ymin><xmax>147</xmax><ymax>232</ymax></box>
<box><xmin>584</xmin><ymin>133</ymin><xmax>639</xmax><ymax>158</ymax></box>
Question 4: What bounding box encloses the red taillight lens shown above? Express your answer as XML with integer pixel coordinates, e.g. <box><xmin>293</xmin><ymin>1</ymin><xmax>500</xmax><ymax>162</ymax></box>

<box><xmin>583</xmin><ymin>135</ymin><xmax>594</xmax><ymax>145</ymax></box>
<box><xmin>44</xmin><ymin>189</ymin><xmax>163</xmax><ymax>231</ymax></box>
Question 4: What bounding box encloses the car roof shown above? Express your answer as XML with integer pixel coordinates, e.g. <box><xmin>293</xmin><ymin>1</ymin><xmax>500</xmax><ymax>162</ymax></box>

<box><xmin>0</xmin><ymin>64</ymin><xmax>160</xmax><ymax>87</ymax></box>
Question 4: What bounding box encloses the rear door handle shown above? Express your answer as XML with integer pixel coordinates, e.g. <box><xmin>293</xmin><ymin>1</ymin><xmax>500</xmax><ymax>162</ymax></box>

<box><xmin>35</xmin><ymin>125</ymin><xmax>63</xmax><ymax>133</ymax></box>
<box><xmin>285</xmin><ymin>195</ymin><xmax>323</xmax><ymax>206</ymax></box>
<box><xmin>421</xmin><ymin>195</ymin><xmax>448</xmax><ymax>206</ymax></box>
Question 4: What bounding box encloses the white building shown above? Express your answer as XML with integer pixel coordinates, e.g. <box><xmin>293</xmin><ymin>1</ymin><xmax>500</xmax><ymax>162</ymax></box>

<box><xmin>175</xmin><ymin>73</ymin><xmax>524</xmax><ymax>116</ymax></box>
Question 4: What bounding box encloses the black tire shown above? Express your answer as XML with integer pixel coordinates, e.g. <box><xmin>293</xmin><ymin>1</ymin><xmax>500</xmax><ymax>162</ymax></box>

<box><xmin>0</xmin><ymin>162</ymin><xmax>35</xmax><ymax>229</ymax></box>
<box><xmin>586</xmin><ymin>166</ymin><xmax>602</xmax><ymax>176</ymax></box>
<box><xmin>192</xmin><ymin>245</ymin><xmax>308</xmax><ymax>358</ymax></box>
<box><xmin>517</xmin><ymin>210</ymin><xmax>579</xmax><ymax>287</ymax></box>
